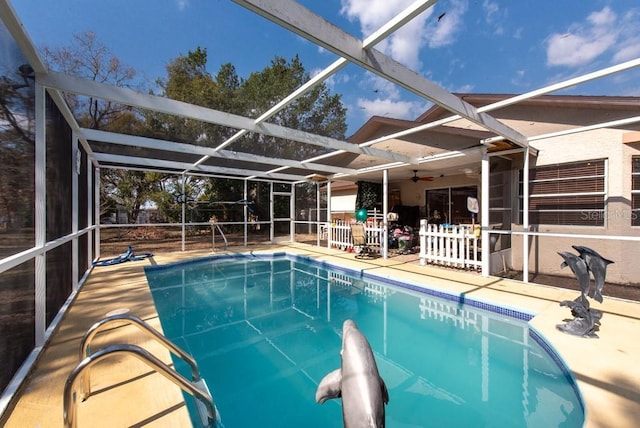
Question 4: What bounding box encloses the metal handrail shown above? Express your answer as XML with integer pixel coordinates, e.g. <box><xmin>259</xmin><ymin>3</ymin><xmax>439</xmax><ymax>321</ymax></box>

<box><xmin>79</xmin><ymin>313</ymin><xmax>201</xmax><ymax>399</ymax></box>
<box><xmin>64</xmin><ymin>344</ymin><xmax>216</xmax><ymax>428</ymax></box>
<box><xmin>210</xmin><ymin>222</ymin><xmax>228</xmax><ymax>250</ymax></box>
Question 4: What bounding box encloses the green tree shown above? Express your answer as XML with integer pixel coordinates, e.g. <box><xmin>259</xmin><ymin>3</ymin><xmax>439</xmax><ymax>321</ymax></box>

<box><xmin>236</xmin><ymin>55</ymin><xmax>347</xmax><ymax>159</ymax></box>
<box><xmin>147</xmin><ymin>47</ymin><xmax>239</xmax><ymax>146</ymax></box>
<box><xmin>148</xmin><ymin>48</ymin><xmax>347</xmax><ymax>224</ymax></box>
<box><xmin>356</xmin><ymin>181</ymin><xmax>382</xmax><ymax>211</ymax></box>
<box><xmin>101</xmin><ymin>170</ymin><xmax>163</xmax><ymax>223</ymax></box>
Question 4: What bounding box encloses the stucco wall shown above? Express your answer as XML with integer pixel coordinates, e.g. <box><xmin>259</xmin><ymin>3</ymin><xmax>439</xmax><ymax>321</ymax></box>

<box><xmin>509</xmin><ymin>128</ymin><xmax>640</xmax><ymax>285</ymax></box>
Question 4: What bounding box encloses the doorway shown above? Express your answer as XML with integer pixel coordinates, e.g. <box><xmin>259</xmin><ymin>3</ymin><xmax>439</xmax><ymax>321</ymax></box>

<box><xmin>425</xmin><ymin>186</ymin><xmax>478</xmax><ymax>225</ymax></box>
<box><xmin>272</xmin><ymin>182</ymin><xmax>292</xmax><ymax>242</ymax></box>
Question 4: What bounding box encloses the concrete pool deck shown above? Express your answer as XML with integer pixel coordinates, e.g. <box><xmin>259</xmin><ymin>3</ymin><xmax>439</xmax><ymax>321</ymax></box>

<box><xmin>2</xmin><ymin>243</ymin><xmax>639</xmax><ymax>427</ymax></box>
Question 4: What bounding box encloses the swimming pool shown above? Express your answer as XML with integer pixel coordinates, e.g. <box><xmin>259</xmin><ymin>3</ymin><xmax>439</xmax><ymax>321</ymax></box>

<box><xmin>144</xmin><ymin>253</ymin><xmax>584</xmax><ymax>427</ymax></box>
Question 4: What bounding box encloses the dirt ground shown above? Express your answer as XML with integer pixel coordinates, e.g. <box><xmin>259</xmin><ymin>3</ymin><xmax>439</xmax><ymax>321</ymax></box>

<box><xmin>100</xmin><ymin>227</ymin><xmax>640</xmax><ymax>303</ymax></box>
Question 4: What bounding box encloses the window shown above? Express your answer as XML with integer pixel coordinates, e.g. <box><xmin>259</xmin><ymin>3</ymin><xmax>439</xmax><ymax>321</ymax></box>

<box><xmin>519</xmin><ymin>159</ymin><xmax>606</xmax><ymax>226</ymax></box>
<box><xmin>632</xmin><ymin>157</ymin><xmax>640</xmax><ymax>226</ymax></box>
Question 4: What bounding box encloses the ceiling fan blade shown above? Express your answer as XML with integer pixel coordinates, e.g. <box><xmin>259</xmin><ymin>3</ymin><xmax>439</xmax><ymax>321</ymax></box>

<box><xmin>409</xmin><ymin>170</ymin><xmax>433</xmax><ymax>182</ymax></box>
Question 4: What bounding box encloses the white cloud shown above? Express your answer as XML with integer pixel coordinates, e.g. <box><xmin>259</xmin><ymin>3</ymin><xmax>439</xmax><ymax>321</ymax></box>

<box><xmin>321</xmin><ymin>71</ymin><xmax>351</xmax><ymax>90</ymax></box>
<box><xmin>357</xmin><ymin>97</ymin><xmax>425</xmax><ymax>120</ymax></box>
<box><xmin>613</xmin><ymin>42</ymin><xmax>640</xmax><ymax>63</ymax></box>
<box><xmin>352</xmin><ymin>73</ymin><xmax>428</xmax><ymax>120</ymax></box>
<box><xmin>340</xmin><ymin>0</ymin><xmax>469</xmax><ymax>69</ymax></box>
<box><xmin>482</xmin><ymin>0</ymin><xmax>504</xmax><ymax>35</ymax></box>
<box><xmin>546</xmin><ymin>6</ymin><xmax>640</xmax><ymax>67</ymax></box>
<box><xmin>547</xmin><ymin>33</ymin><xmax>615</xmax><ymax>67</ymax></box>
<box><xmin>454</xmin><ymin>83</ymin><xmax>474</xmax><ymax>93</ymax></box>
<box><xmin>510</xmin><ymin>69</ymin><xmax>527</xmax><ymax>87</ymax></box>
<box><xmin>423</xmin><ymin>0</ymin><xmax>468</xmax><ymax>49</ymax></box>
<box><xmin>512</xmin><ymin>27</ymin><xmax>523</xmax><ymax>40</ymax></box>
<box><xmin>176</xmin><ymin>0</ymin><xmax>188</xmax><ymax>12</ymax></box>
<box><xmin>613</xmin><ymin>9</ymin><xmax>640</xmax><ymax>62</ymax></box>
<box><xmin>482</xmin><ymin>0</ymin><xmax>499</xmax><ymax>21</ymax></box>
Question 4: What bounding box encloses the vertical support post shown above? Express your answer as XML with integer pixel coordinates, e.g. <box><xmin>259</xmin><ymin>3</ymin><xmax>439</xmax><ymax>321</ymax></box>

<box><xmin>71</xmin><ymin>133</ymin><xmax>79</xmax><ymax>291</ymax></box>
<box><xmin>382</xmin><ymin>169</ymin><xmax>389</xmax><ymax>259</ymax></box>
<box><xmin>86</xmin><ymin>160</ymin><xmax>93</xmax><ymax>266</ymax></box>
<box><xmin>34</xmin><ymin>82</ymin><xmax>46</xmax><ymax>346</ymax></box>
<box><xmin>290</xmin><ymin>183</ymin><xmax>295</xmax><ymax>242</ymax></box>
<box><xmin>481</xmin><ymin>149</ymin><xmax>490</xmax><ymax>277</ymax></box>
<box><xmin>94</xmin><ymin>168</ymin><xmax>100</xmax><ymax>260</ymax></box>
<box><xmin>269</xmin><ymin>182</ymin><xmax>274</xmax><ymax>242</ymax></box>
<box><xmin>181</xmin><ymin>174</ymin><xmax>186</xmax><ymax>252</ymax></box>
<box><xmin>244</xmin><ymin>179</ymin><xmax>248</xmax><ymax>247</ymax></box>
<box><xmin>316</xmin><ymin>182</ymin><xmax>321</xmax><ymax>247</ymax></box>
<box><xmin>326</xmin><ymin>180</ymin><xmax>332</xmax><ymax>249</ymax></box>
<box><xmin>522</xmin><ymin>147</ymin><xmax>530</xmax><ymax>283</ymax></box>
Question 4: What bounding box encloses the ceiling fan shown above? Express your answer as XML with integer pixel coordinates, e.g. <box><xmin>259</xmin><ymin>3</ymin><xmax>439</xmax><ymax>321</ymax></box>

<box><xmin>410</xmin><ymin>170</ymin><xmax>434</xmax><ymax>183</ymax></box>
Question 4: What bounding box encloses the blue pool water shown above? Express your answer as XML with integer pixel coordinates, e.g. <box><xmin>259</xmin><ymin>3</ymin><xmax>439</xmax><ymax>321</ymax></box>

<box><xmin>144</xmin><ymin>253</ymin><xmax>584</xmax><ymax>427</ymax></box>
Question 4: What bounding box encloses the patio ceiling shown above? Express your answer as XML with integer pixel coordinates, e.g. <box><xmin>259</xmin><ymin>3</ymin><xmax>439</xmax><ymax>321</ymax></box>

<box><xmin>3</xmin><ymin>0</ymin><xmax>640</xmax><ymax>185</ymax></box>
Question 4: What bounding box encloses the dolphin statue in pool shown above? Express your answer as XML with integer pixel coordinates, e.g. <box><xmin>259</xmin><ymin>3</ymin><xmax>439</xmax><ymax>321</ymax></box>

<box><xmin>316</xmin><ymin>319</ymin><xmax>389</xmax><ymax>428</ymax></box>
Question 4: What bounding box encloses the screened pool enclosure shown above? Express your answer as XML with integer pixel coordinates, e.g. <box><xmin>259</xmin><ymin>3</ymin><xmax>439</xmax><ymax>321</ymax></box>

<box><xmin>2</xmin><ymin>0</ymin><xmax>640</xmax><ymax>418</ymax></box>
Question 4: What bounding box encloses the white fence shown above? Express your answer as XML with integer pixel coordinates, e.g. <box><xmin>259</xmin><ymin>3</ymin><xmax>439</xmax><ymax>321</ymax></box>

<box><xmin>329</xmin><ymin>220</ymin><xmax>383</xmax><ymax>254</ymax></box>
<box><xmin>326</xmin><ymin>219</ymin><xmax>480</xmax><ymax>268</ymax></box>
<box><xmin>419</xmin><ymin>220</ymin><xmax>481</xmax><ymax>270</ymax></box>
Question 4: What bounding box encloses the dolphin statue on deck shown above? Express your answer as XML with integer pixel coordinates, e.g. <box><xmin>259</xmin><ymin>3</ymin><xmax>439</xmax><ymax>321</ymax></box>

<box><xmin>556</xmin><ymin>300</ymin><xmax>599</xmax><ymax>338</ymax></box>
<box><xmin>560</xmin><ymin>296</ymin><xmax>603</xmax><ymax>325</ymax></box>
<box><xmin>571</xmin><ymin>245</ymin><xmax>614</xmax><ymax>303</ymax></box>
<box><xmin>557</xmin><ymin>251</ymin><xmax>591</xmax><ymax>305</ymax></box>
<box><xmin>316</xmin><ymin>319</ymin><xmax>389</xmax><ymax>428</ymax></box>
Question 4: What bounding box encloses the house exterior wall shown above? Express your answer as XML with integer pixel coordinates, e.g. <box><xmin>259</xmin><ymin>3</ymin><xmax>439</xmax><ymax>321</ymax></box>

<box><xmin>509</xmin><ymin>127</ymin><xmax>640</xmax><ymax>285</ymax></box>
<box><xmin>336</xmin><ymin>99</ymin><xmax>640</xmax><ymax>285</ymax></box>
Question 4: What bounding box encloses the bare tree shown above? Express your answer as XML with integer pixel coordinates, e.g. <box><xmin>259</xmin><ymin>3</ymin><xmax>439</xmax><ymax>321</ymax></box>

<box><xmin>41</xmin><ymin>30</ymin><xmax>138</xmax><ymax>129</ymax></box>
<box><xmin>42</xmin><ymin>31</ymin><xmax>161</xmax><ymax>223</ymax></box>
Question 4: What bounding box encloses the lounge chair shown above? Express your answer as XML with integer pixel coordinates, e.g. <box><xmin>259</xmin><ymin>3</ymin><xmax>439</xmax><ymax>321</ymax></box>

<box><xmin>350</xmin><ymin>223</ymin><xmax>375</xmax><ymax>259</ymax></box>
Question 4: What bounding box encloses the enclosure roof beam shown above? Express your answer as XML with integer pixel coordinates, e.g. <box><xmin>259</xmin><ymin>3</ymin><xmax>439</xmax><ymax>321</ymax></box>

<box><xmin>38</xmin><ymin>72</ymin><xmax>416</xmax><ymax>165</ymax></box>
<box><xmin>93</xmin><ymin>153</ymin><xmax>309</xmax><ymax>182</ymax></box>
<box><xmin>359</xmin><ymin>58</ymin><xmax>640</xmax><ymax>150</ymax></box>
<box><xmin>188</xmin><ymin>0</ymin><xmax>439</xmax><ymax>174</ymax></box>
<box><xmin>80</xmin><ymin>128</ymin><xmax>357</xmax><ymax>176</ymax></box>
<box><xmin>232</xmin><ymin>0</ymin><xmax>529</xmax><ymax>148</ymax></box>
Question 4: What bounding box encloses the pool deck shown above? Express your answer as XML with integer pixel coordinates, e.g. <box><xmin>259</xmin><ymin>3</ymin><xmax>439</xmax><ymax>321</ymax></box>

<box><xmin>2</xmin><ymin>243</ymin><xmax>639</xmax><ymax>427</ymax></box>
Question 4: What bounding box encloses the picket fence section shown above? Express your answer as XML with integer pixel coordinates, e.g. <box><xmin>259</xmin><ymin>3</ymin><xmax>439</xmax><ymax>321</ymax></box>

<box><xmin>418</xmin><ymin>220</ymin><xmax>481</xmax><ymax>270</ymax></box>
<box><xmin>326</xmin><ymin>219</ymin><xmax>480</xmax><ymax>269</ymax></box>
<box><xmin>329</xmin><ymin>220</ymin><xmax>383</xmax><ymax>254</ymax></box>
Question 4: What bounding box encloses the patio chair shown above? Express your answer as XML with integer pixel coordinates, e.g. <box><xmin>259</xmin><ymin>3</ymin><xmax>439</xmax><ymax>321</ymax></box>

<box><xmin>350</xmin><ymin>223</ymin><xmax>374</xmax><ymax>259</ymax></box>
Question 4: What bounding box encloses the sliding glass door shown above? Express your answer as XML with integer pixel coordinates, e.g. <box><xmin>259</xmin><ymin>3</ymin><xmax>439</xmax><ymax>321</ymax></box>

<box><xmin>425</xmin><ymin>186</ymin><xmax>478</xmax><ymax>225</ymax></box>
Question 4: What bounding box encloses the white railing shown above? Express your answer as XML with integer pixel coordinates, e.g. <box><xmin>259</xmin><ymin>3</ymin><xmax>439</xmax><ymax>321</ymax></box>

<box><xmin>329</xmin><ymin>220</ymin><xmax>383</xmax><ymax>254</ymax></box>
<box><xmin>419</xmin><ymin>220</ymin><xmax>480</xmax><ymax>270</ymax></box>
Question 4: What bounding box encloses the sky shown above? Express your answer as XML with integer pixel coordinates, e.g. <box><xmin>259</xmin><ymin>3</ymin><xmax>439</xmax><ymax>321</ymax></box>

<box><xmin>11</xmin><ymin>0</ymin><xmax>640</xmax><ymax>135</ymax></box>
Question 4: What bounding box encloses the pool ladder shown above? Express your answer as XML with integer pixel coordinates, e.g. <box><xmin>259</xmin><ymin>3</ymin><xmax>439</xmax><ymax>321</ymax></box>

<box><xmin>63</xmin><ymin>313</ymin><xmax>218</xmax><ymax>428</ymax></box>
